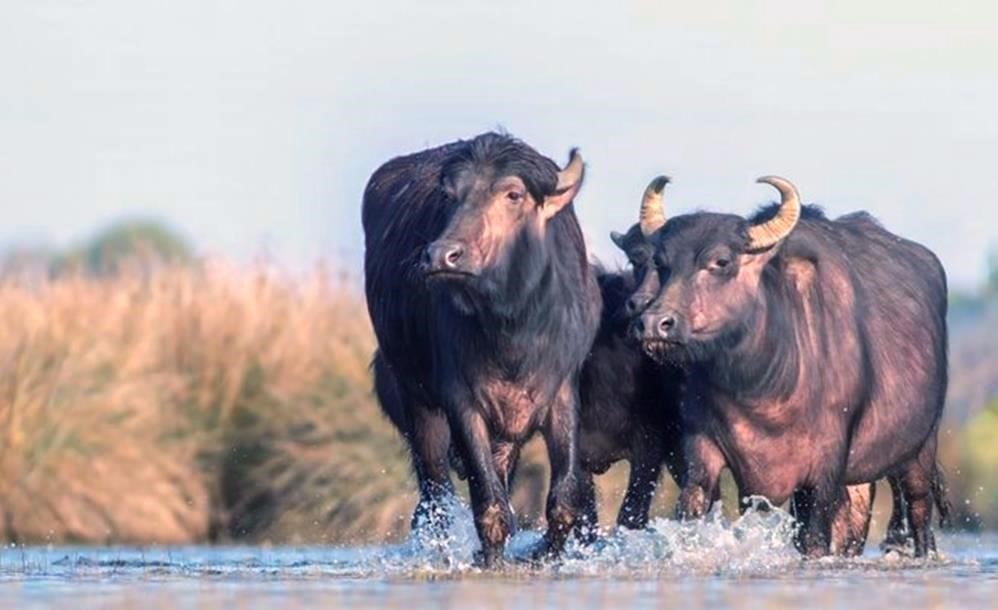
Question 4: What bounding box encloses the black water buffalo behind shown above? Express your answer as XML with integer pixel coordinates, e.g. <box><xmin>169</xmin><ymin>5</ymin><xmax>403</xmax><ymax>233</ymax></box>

<box><xmin>633</xmin><ymin>177</ymin><xmax>948</xmax><ymax>557</ymax></box>
<box><xmin>578</xmin><ymin>177</ymin><xmax>685</xmax><ymax>530</ymax></box>
<box><xmin>363</xmin><ymin>133</ymin><xmax>601</xmax><ymax>566</ymax></box>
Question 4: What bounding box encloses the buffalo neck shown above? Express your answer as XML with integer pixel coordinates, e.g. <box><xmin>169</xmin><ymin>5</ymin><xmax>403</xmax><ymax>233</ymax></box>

<box><xmin>460</xmin><ymin>222</ymin><xmax>591</xmax><ymax>381</ymax></box>
<box><xmin>696</xmin><ymin>262</ymin><xmax>802</xmax><ymax>404</ymax></box>
<box><xmin>487</xmin><ymin>226</ymin><xmax>579</xmax><ymax>333</ymax></box>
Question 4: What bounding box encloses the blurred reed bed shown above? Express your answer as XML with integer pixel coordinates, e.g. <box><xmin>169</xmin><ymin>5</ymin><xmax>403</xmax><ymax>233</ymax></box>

<box><xmin>0</xmin><ymin>259</ymin><xmax>995</xmax><ymax>545</ymax></box>
<box><xmin>0</xmin><ymin>261</ymin><xmax>415</xmax><ymax>544</ymax></box>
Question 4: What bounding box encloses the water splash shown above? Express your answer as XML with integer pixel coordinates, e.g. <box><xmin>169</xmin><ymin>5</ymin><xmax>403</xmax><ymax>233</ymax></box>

<box><xmin>4</xmin><ymin>497</ymin><xmax>974</xmax><ymax>582</ymax></box>
<box><xmin>373</xmin><ymin>495</ymin><xmax>799</xmax><ymax>576</ymax></box>
<box><xmin>379</xmin><ymin>494</ymin><xmax>481</xmax><ymax>572</ymax></box>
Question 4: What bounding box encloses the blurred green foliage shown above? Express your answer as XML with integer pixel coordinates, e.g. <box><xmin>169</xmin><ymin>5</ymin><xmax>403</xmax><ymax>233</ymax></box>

<box><xmin>53</xmin><ymin>220</ymin><xmax>193</xmax><ymax>276</ymax></box>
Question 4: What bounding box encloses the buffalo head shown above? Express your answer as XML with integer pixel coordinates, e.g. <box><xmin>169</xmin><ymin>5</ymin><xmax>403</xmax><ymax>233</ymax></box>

<box><xmin>420</xmin><ymin>140</ymin><xmax>584</xmax><ymax>306</ymax></box>
<box><xmin>610</xmin><ymin>175</ymin><xmax>671</xmax><ymax>319</ymax></box>
<box><xmin>632</xmin><ymin>176</ymin><xmax>802</xmax><ymax>363</ymax></box>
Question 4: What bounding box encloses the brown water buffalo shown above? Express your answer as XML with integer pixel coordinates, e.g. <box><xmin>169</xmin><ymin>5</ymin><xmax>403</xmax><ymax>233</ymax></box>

<box><xmin>617</xmin><ymin>178</ymin><xmax>879</xmax><ymax>556</ymax></box>
<box><xmin>364</xmin><ymin>132</ymin><xmax>601</xmax><ymax>566</ymax></box>
<box><xmin>632</xmin><ymin>177</ymin><xmax>948</xmax><ymax>557</ymax></box>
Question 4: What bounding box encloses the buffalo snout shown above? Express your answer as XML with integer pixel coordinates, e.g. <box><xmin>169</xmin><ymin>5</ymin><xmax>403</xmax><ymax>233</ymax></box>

<box><xmin>422</xmin><ymin>240</ymin><xmax>469</xmax><ymax>276</ymax></box>
<box><xmin>632</xmin><ymin>309</ymin><xmax>682</xmax><ymax>343</ymax></box>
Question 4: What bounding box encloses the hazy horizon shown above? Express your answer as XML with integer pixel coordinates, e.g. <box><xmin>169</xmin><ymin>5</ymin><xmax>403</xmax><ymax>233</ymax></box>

<box><xmin>2</xmin><ymin>1</ymin><xmax>996</xmax><ymax>288</ymax></box>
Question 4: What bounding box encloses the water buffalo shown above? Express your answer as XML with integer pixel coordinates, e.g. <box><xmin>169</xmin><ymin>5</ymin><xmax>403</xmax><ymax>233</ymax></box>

<box><xmin>577</xmin><ymin>177</ymin><xmax>685</xmax><ymax>530</ymax></box>
<box><xmin>632</xmin><ymin>176</ymin><xmax>948</xmax><ymax>557</ymax></box>
<box><xmin>363</xmin><ymin>133</ymin><xmax>601</xmax><ymax>566</ymax></box>
<box><xmin>615</xmin><ymin>178</ymin><xmax>877</xmax><ymax>555</ymax></box>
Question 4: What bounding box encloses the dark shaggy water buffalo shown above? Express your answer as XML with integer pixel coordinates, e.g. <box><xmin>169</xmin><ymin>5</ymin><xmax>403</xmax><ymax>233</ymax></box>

<box><xmin>363</xmin><ymin>133</ymin><xmax>601</xmax><ymax>565</ymax></box>
<box><xmin>577</xmin><ymin>177</ymin><xmax>685</xmax><ymax>530</ymax></box>
<box><xmin>632</xmin><ymin>177</ymin><xmax>948</xmax><ymax>557</ymax></box>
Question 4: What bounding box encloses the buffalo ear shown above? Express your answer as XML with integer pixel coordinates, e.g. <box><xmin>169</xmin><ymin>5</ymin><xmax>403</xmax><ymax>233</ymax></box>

<box><xmin>610</xmin><ymin>231</ymin><xmax>627</xmax><ymax>250</ymax></box>
<box><xmin>541</xmin><ymin>150</ymin><xmax>585</xmax><ymax>221</ymax></box>
<box><xmin>541</xmin><ymin>179</ymin><xmax>583</xmax><ymax>221</ymax></box>
<box><xmin>737</xmin><ymin>240</ymin><xmax>783</xmax><ymax>281</ymax></box>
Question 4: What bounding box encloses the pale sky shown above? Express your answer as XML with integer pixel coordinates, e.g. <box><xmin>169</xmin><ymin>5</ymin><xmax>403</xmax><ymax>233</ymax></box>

<box><xmin>1</xmin><ymin>1</ymin><xmax>996</xmax><ymax>288</ymax></box>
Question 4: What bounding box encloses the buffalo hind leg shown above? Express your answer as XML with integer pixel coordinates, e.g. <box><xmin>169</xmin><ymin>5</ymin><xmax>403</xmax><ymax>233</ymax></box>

<box><xmin>452</xmin><ymin>407</ymin><xmax>514</xmax><ymax>568</ymax></box>
<box><xmin>881</xmin><ymin>475</ymin><xmax>911</xmax><ymax>555</ymax></box>
<box><xmin>828</xmin><ymin>483</ymin><xmax>875</xmax><ymax>557</ymax></box>
<box><xmin>797</xmin><ymin>477</ymin><xmax>845</xmax><ymax>559</ymax></box>
<box><xmin>372</xmin><ymin>356</ymin><xmax>454</xmax><ymax>536</ymax></box>
<box><xmin>898</xmin><ymin>434</ymin><xmax>940</xmax><ymax>558</ymax></box>
<box><xmin>407</xmin><ymin>406</ymin><xmax>456</xmax><ymax>535</ymax></box>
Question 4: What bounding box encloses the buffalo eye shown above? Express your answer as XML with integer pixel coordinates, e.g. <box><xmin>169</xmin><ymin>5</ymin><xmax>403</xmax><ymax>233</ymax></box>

<box><xmin>708</xmin><ymin>257</ymin><xmax>732</xmax><ymax>275</ymax></box>
<box><xmin>506</xmin><ymin>190</ymin><xmax>524</xmax><ymax>204</ymax></box>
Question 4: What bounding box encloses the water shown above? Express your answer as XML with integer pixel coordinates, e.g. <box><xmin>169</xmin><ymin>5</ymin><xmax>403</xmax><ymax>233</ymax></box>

<box><xmin>2</xmin><ymin>500</ymin><xmax>995</xmax><ymax>610</ymax></box>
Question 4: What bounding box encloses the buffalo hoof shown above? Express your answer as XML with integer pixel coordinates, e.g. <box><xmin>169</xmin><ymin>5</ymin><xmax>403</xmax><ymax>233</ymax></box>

<box><xmin>473</xmin><ymin>548</ymin><xmax>506</xmax><ymax>569</ymax></box>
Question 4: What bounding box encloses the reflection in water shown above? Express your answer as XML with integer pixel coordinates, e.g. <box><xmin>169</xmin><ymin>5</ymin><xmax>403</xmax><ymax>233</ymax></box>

<box><xmin>1</xmin><ymin>499</ymin><xmax>995</xmax><ymax>610</ymax></box>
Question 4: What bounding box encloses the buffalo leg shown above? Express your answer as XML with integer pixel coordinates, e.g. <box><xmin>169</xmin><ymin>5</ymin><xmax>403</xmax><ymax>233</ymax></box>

<box><xmin>898</xmin><ymin>433</ymin><xmax>939</xmax><ymax>557</ymax></box>
<box><xmin>452</xmin><ymin>407</ymin><xmax>513</xmax><ymax>567</ymax></box>
<box><xmin>618</xmin><ymin>433</ymin><xmax>665</xmax><ymax>529</ymax></box>
<box><xmin>574</xmin><ymin>470</ymin><xmax>599</xmax><ymax>545</ymax></box>
<box><xmin>372</xmin><ymin>356</ymin><xmax>454</xmax><ymax>534</ymax></box>
<box><xmin>881</xmin><ymin>475</ymin><xmax>911</xmax><ymax>554</ymax></box>
<box><xmin>790</xmin><ymin>488</ymin><xmax>812</xmax><ymax>554</ymax></box>
<box><xmin>797</xmin><ymin>477</ymin><xmax>845</xmax><ymax>558</ymax></box>
<box><xmin>536</xmin><ymin>383</ymin><xmax>586</xmax><ymax>559</ymax></box>
<box><xmin>492</xmin><ymin>441</ymin><xmax>521</xmax><ymax>536</ymax></box>
<box><xmin>408</xmin><ymin>406</ymin><xmax>456</xmax><ymax>534</ymax></box>
<box><xmin>828</xmin><ymin>483</ymin><xmax>875</xmax><ymax>557</ymax></box>
<box><xmin>676</xmin><ymin>434</ymin><xmax>725</xmax><ymax>520</ymax></box>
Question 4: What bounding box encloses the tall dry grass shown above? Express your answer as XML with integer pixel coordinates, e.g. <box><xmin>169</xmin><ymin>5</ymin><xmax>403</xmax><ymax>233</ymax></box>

<box><xmin>0</xmin><ymin>261</ymin><xmax>415</xmax><ymax>544</ymax></box>
<box><xmin>1</xmin><ymin>261</ymin><xmax>994</xmax><ymax>545</ymax></box>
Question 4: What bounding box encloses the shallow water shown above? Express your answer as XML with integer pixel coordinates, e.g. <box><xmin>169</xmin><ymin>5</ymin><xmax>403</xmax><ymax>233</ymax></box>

<box><xmin>2</xmin><ymin>501</ymin><xmax>995</xmax><ymax>610</ymax></box>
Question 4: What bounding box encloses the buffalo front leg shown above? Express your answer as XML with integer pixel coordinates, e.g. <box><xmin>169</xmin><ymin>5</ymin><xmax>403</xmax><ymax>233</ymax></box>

<box><xmin>676</xmin><ymin>434</ymin><xmax>725</xmax><ymax>520</ymax></box>
<box><xmin>617</xmin><ymin>433</ymin><xmax>665</xmax><ymax>529</ymax></box>
<box><xmin>492</xmin><ymin>441</ymin><xmax>522</xmax><ymax>536</ymax></box>
<box><xmin>452</xmin><ymin>408</ymin><xmax>514</xmax><ymax>568</ymax></box>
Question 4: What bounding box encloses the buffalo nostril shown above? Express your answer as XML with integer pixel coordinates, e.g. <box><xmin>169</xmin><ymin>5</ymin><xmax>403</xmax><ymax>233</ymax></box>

<box><xmin>632</xmin><ymin>318</ymin><xmax>645</xmax><ymax>336</ymax></box>
<box><xmin>443</xmin><ymin>245</ymin><xmax>464</xmax><ymax>268</ymax></box>
<box><xmin>658</xmin><ymin>316</ymin><xmax>676</xmax><ymax>334</ymax></box>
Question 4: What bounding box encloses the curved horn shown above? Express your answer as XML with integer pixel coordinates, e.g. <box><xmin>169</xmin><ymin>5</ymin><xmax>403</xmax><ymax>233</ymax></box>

<box><xmin>555</xmin><ymin>148</ymin><xmax>584</xmax><ymax>192</ymax></box>
<box><xmin>639</xmin><ymin>175</ymin><xmax>670</xmax><ymax>236</ymax></box>
<box><xmin>747</xmin><ymin>176</ymin><xmax>801</xmax><ymax>250</ymax></box>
